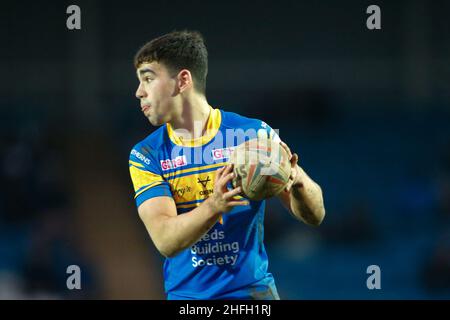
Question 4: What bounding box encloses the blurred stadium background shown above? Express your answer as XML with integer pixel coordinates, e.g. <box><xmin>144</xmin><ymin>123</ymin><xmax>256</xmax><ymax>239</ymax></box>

<box><xmin>1</xmin><ymin>0</ymin><xmax>450</xmax><ymax>299</ymax></box>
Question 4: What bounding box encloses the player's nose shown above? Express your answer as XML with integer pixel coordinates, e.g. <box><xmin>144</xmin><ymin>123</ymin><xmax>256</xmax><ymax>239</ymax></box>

<box><xmin>135</xmin><ymin>83</ymin><xmax>147</xmax><ymax>99</ymax></box>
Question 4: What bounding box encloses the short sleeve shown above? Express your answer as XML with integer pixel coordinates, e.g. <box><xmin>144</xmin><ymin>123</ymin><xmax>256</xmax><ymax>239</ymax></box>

<box><xmin>129</xmin><ymin>144</ymin><xmax>172</xmax><ymax>208</ymax></box>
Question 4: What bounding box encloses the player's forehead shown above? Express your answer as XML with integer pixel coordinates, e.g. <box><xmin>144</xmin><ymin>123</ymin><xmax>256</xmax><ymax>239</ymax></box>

<box><xmin>136</xmin><ymin>61</ymin><xmax>166</xmax><ymax>78</ymax></box>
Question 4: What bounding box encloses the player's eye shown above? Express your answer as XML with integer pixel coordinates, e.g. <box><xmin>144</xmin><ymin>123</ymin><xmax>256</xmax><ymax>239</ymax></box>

<box><xmin>145</xmin><ymin>77</ymin><xmax>153</xmax><ymax>83</ymax></box>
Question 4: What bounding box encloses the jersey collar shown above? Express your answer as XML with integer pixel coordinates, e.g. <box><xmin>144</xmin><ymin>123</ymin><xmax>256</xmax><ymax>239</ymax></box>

<box><xmin>166</xmin><ymin>107</ymin><xmax>222</xmax><ymax>147</ymax></box>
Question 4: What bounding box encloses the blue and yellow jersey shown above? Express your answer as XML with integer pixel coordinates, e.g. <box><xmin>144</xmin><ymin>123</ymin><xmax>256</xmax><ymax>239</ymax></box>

<box><xmin>129</xmin><ymin>107</ymin><xmax>280</xmax><ymax>299</ymax></box>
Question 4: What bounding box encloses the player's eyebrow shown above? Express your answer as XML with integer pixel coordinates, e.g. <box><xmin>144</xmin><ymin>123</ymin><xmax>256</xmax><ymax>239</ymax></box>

<box><xmin>138</xmin><ymin>68</ymin><xmax>157</xmax><ymax>78</ymax></box>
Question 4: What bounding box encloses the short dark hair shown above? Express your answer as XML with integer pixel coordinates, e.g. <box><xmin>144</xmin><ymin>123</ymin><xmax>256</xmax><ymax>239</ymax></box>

<box><xmin>134</xmin><ymin>30</ymin><xmax>208</xmax><ymax>94</ymax></box>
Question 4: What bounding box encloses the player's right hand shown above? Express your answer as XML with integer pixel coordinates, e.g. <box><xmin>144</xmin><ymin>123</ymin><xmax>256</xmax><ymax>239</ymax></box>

<box><xmin>206</xmin><ymin>164</ymin><xmax>249</xmax><ymax>214</ymax></box>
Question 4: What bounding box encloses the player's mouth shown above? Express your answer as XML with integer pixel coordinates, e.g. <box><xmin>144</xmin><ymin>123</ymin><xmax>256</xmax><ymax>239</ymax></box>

<box><xmin>141</xmin><ymin>104</ymin><xmax>151</xmax><ymax>113</ymax></box>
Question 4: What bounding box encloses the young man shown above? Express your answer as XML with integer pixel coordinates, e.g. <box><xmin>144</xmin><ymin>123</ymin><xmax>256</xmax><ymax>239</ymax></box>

<box><xmin>129</xmin><ymin>30</ymin><xmax>325</xmax><ymax>300</ymax></box>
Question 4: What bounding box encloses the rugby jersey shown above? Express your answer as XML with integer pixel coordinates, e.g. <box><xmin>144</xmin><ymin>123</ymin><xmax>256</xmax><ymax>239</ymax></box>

<box><xmin>129</xmin><ymin>107</ymin><xmax>280</xmax><ymax>299</ymax></box>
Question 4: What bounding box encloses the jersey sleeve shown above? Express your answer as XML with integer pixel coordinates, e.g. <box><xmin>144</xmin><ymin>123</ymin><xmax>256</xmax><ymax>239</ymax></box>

<box><xmin>129</xmin><ymin>143</ymin><xmax>172</xmax><ymax>208</ymax></box>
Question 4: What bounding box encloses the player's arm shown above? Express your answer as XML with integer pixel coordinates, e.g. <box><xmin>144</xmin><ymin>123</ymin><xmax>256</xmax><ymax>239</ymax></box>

<box><xmin>277</xmin><ymin>141</ymin><xmax>325</xmax><ymax>226</ymax></box>
<box><xmin>138</xmin><ymin>164</ymin><xmax>248</xmax><ymax>258</ymax></box>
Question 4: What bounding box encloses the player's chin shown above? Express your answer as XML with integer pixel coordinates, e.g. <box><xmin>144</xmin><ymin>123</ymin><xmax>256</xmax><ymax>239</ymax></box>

<box><xmin>147</xmin><ymin>116</ymin><xmax>164</xmax><ymax>126</ymax></box>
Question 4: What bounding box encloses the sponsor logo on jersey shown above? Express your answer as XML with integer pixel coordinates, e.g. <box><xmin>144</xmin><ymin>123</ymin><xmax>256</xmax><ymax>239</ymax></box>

<box><xmin>131</xmin><ymin>149</ymin><xmax>151</xmax><ymax>165</ymax></box>
<box><xmin>197</xmin><ymin>176</ymin><xmax>211</xmax><ymax>188</ymax></box>
<box><xmin>160</xmin><ymin>155</ymin><xmax>188</xmax><ymax>171</ymax></box>
<box><xmin>173</xmin><ymin>185</ymin><xmax>192</xmax><ymax>198</ymax></box>
<box><xmin>212</xmin><ymin>147</ymin><xmax>235</xmax><ymax>161</ymax></box>
<box><xmin>197</xmin><ymin>176</ymin><xmax>214</xmax><ymax>196</ymax></box>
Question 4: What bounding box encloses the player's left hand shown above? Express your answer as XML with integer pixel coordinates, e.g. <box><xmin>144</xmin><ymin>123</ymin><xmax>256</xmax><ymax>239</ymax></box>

<box><xmin>280</xmin><ymin>141</ymin><xmax>303</xmax><ymax>192</ymax></box>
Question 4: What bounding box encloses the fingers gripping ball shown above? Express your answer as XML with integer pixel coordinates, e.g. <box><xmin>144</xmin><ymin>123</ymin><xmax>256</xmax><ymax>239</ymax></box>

<box><xmin>230</xmin><ymin>137</ymin><xmax>291</xmax><ymax>201</ymax></box>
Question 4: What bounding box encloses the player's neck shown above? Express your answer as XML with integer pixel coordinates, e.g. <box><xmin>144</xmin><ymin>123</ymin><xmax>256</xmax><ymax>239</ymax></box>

<box><xmin>169</xmin><ymin>94</ymin><xmax>212</xmax><ymax>139</ymax></box>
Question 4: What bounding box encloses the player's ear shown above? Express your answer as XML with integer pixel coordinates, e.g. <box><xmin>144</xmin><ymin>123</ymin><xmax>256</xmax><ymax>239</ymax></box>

<box><xmin>177</xmin><ymin>69</ymin><xmax>193</xmax><ymax>93</ymax></box>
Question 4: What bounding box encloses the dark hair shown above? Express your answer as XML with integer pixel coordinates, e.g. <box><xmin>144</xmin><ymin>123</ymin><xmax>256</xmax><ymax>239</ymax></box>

<box><xmin>134</xmin><ymin>30</ymin><xmax>208</xmax><ymax>94</ymax></box>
